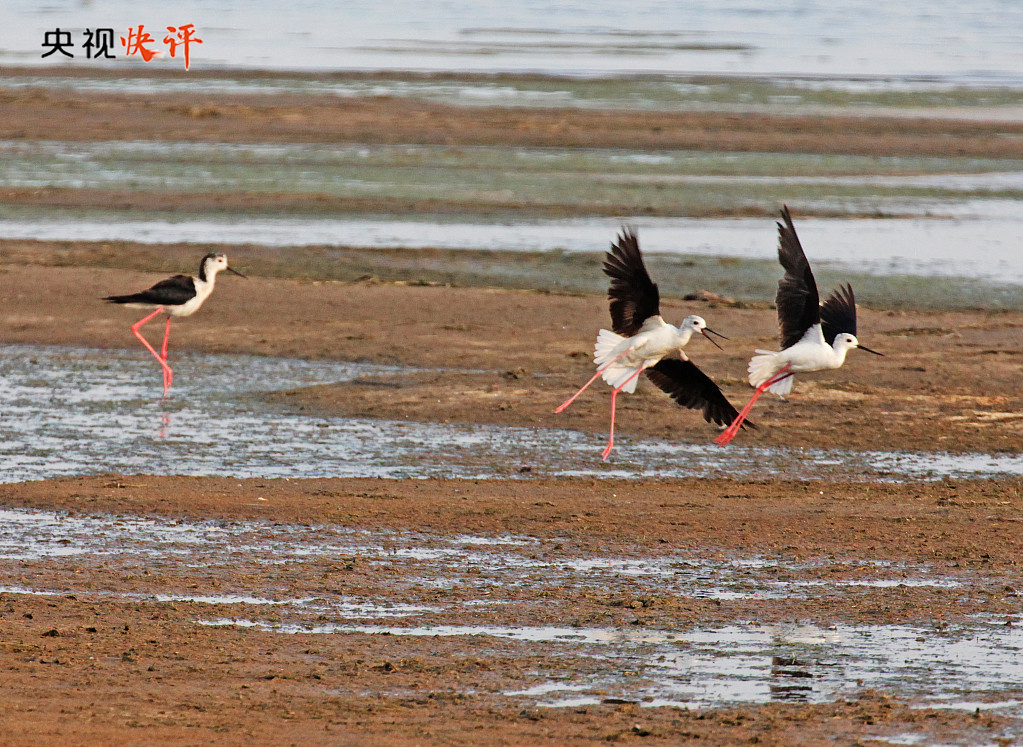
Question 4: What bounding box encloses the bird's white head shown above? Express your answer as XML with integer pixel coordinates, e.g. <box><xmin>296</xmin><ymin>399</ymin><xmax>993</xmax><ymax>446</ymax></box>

<box><xmin>199</xmin><ymin>253</ymin><xmax>247</xmax><ymax>282</ymax></box>
<box><xmin>833</xmin><ymin>332</ymin><xmax>859</xmax><ymax>352</ymax></box>
<box><xmin>834</xmin><ymin>332</ymin><xmax>883</xmax><ymax>357</ymax></box>
<box><xmin>682</xmin><ymin>315</ymin><xmax>708</xmax><ymax>333</ymax></box>
<box><xmin>680</xmin><ymin>315</ymin><xmax>726</xmax><ymax>349</ymax></box>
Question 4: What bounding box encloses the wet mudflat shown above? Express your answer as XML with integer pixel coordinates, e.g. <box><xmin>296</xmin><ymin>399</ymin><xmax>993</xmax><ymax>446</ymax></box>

<box><xmin>0</xmin><ymin>475</ymin><xmax>1021</xmax><ymax>744</ymax></box>
<box><xmin>0</xmin><ymin>237</ymin><xmax>1019</xmax><ymax>744</ymax></box>
<box><xmin>0</xmin><ymin>67</ymin><xmax>1020</xmax><ymax>744</ymax></box>
<box><xmin>1</xmin><ymin>344</ymin><xmax>1021</xmax><ymax>484</ymax></box>
<box><xmin>3</xmin><ymin>501</ymin><xmax>1023</xmax><ymax>713</ymax></box>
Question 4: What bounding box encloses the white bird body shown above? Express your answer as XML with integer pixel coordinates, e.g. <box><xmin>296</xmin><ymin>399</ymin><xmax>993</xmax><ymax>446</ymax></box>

<box><xmin>117</xmin><ymin>273</ymin><xmax>216</xmax><ymax>316</ymax></box>
<box><xmin>104</xmin><ymin>252</ymin><xmax>246</xmax><ymax>395</ymax></box>
<box><xmin>715</xmin><ymin>206</ymin><xmax>881</xmax><ymax>446</ymax></box>
<box><xmin>595</xmin><ymin>316</ymin><xmax>700</xmax><ymax>392</ymax></box>
<box><xmin>173</xmin><ymin>276</ymin><xmax>216</xmax><ymax>316</ymax></box>
<box><xmin>556</xmin><ymin>228</ymin><xmax>745</xmax><ymax>460</ymax></box>
<box><xmin>748</xmin><ymin>324</ymin><xmax>862</xmax><ymax>397</ymax></box>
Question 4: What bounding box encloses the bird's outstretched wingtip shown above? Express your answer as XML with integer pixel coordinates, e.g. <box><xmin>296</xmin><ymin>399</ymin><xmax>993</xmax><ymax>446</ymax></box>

<box><xmin>778</xmin><ymin>204</ymin><xmax>796</xmax><ymax>229</ymax></box>
<box><xmin>609</xmin><ymin>225</ymin><xmax>640</xmax><ymax>254</ymax></box>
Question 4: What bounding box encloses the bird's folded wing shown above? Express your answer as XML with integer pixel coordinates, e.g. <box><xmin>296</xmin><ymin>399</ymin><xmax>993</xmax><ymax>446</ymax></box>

<box><xmin>114</xmin><ymin>275</ymin><xmax>197</xmax><ymax>306</ymax></box>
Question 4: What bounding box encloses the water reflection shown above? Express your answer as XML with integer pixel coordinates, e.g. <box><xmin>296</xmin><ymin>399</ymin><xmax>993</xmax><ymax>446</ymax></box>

<box><xmin>4</xmin><ymin>0</ymin><xmax>1023</xmax><ymax>81</ymax></box>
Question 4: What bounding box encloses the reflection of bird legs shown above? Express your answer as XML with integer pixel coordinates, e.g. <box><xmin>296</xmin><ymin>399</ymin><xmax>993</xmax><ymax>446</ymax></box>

<box><xmin>601</xmin><ymin>366</ymin><xmax>646</xmax><ymax>461</ymax></box>
<box><xmin>715</xmin><ymin>364</ymin><xmax>792</xmax><ymax>446</ymax></box>
<box><xmin>159</xmin><ymin>411</ymin><xmax>170</xmax><ymax>440</ymax></box>
<box><xmin>131</xmin><ymin>307</ymin><xmax>174</xmax><ymax>396</ymax></box>
<box><xmin>555</xmin><ymin>350</ymin><xmax>630</xmax><ymax>414</ymax></box>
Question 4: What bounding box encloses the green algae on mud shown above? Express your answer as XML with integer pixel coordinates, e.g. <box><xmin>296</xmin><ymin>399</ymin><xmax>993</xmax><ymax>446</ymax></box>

<box><xmin>5</xmin><ymin>66</ymin><xmax>1023</xmax><ymax>117</ymax></box>
<box><xmin>2</xmin><ymin>141</ymin><xmax>1023</xmax><ymax>220</ymax></box>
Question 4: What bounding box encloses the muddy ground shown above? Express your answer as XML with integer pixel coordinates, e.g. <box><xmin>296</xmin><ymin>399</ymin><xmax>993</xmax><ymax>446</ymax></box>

<box><xmin>0</xmin><ymin>250</ymin><xmax>1020</xmax><ymax>745</ymax></box>
<box><xmin>0</xmin><ymin>475</ymin><xmax>1021</xmax><ymax>746</ymax></box>
<box><xmin>0</xmin><ymin>255</ymin><xmax>1019</xmax><ymax>454</ymax></box>
<box><xmin>0</xmin><ymin>71</ymin><xmax>1021</xmax><ymax>744</ymax></box>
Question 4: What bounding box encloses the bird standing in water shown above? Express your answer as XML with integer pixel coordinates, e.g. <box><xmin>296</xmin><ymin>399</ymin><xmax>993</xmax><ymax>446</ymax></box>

<box><xmin>104</xmin><ymin>253</ymin><xmax>247</xmax><ymax>395</ymax></box>
<box><xmin>556</xmin><ymin>228</ymin><xmax>748</xmax><ymax>460</ymax></box>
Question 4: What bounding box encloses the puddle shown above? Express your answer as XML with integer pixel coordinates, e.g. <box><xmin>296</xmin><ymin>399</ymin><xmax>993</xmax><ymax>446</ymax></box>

<box><xmin>1</xmin><ymin>504</ymin><xmax>1018</xmax><ymax>718</ymax></box>
<box><xmin>0</xmin><ymin>506</ymin><xmax>983</xmax><ymax>603</ymax></box>
<box><xmin>195</xmin><ymin>618</ymin><xmax>1023</xmax><ymax>713</ymax></box>
<box><xmin>1</xmin><ymin>344</ymin><xmax>1021</xmax><ymax>483</ymax></box>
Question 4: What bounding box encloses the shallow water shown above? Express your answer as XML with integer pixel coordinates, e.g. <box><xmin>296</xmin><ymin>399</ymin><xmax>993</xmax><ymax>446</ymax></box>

<box><xmin>220</xmin><ymin>620</ymin><xmax>1021</xmax><ymax>714</ymax></box>
<box><xmin>3</xmin><ymin>0</ymin><xmax>1023</xmax><ymax>83</ymax></box>
<box><xmin>0</xmin><ymin>344</ymin><xmax>1021</xmax><ymax>482</ymax></box>
<box><xmin>1</xmin><ymin>505</ymin><xmax>1019</xmax><ymax>719</ymax></box>
<box><xmin>2</xmin><ymin>208</ymin><xmax>1023</xmax><ymax>284</ymax></box>
<box><xmin>2</xmin><ymin>138</ymin><xmax>1023</xmax><ymax>287</ymax></box>
<box><xmin>4</xmin><ymin>74</ymin><xmax>1023</xmax><ymax>117</ymax></box>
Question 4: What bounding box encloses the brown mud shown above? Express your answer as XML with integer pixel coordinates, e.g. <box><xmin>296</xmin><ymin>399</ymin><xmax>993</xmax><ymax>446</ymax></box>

<box><xmin>0</xmin><ymin>69</ymin><xmax>1021</xmax><ymax>745</ymax></box>
<box><xmin>0</xmin><ymin>475</ymin><xmax>1020</xmax><ymax>745</ymax></box>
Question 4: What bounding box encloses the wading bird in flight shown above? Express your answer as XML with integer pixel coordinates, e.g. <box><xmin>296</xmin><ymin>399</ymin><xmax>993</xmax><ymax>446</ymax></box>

<box><xmin>556</xmin><ymin>228</ymin><xmax>748</xmax><ymax>460</ymax></box>
<box><xmin>715</xmin><ymin>207</ymin><xmax>882</xmax><ymax>446</ymax></box>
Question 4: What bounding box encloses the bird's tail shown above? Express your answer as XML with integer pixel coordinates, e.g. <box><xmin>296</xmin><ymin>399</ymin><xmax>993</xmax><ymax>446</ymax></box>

<box><xmin>594</xmin><ymin>329</ymin><xmax>641</xmax><ymax>393</ymax></box>
<box><xmin>748</xmin><ymin>350</ymin><xmax>794</xmax><ymax>396</ymax></box>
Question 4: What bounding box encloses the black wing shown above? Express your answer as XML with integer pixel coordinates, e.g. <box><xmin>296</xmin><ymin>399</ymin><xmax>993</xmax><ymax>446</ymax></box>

<box><xmin>775</xmin><ymin>206</ymin><xmax>821</xmax><ymax>349</ymax></box>
<box><xmin>644</xmin><ymin>358</ymin><xmax>754</xmax><ymax>430</ymax></box>
<box><xmin>603</xmin><ymin>228</ymin><xmax>660</xmax><ymax>337</ymax></box>
<box><xmin>820</xmin><ymin>283</ymin><xmax>857</xmax><ymax>344</ymax></box>
<box><xmin>104</xmin><ymin>274</ymin><xmax>196</xmax><ymax>306</ymax></box>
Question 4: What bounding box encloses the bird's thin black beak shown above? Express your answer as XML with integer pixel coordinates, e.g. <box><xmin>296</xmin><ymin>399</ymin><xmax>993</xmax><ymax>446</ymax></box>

<box><xmin>857</xmin><ymin>344</ymin><xmax>883</xmax><ymax>356</ymax></box>
<box><xmin>226</xmin><ymin>267</ymin><xmax>248</xmax><ymax>279</ymax></box>
<box><xmin>700</xmin><ymin>328</ymin><xmax>725</xmax><ymax>350</ymax></box>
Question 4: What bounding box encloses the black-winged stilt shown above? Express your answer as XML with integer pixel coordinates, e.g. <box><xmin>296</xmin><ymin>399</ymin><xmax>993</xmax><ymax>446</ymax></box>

<box><xmin>103</xmin><ymin>253</ymin><xmax>246</xmax><ymax>395</ymax></box>
<box><xmin>715</xmin><ymin>206</ymin><xmax>882</xmax><ymax>446</ymax></box>
<box><xmin>556</xmin><ymin>228</ymin><xmax>749</xmax><ymax>460</ymax></box>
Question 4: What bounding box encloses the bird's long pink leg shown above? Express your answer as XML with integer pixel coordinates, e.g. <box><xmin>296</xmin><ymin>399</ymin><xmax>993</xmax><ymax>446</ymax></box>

<box><xmin>159</xmin><ymin>315</ymin><xmax>173</xmax><ymax>394</ymax></box>
<box><xmin>555</xmin><ymin>349</ymin><xmax>631</xmax><ymax>414</ymax></box>
<box><xmin>601</xmin><ymin>367</ymin><xmax>645</xmax><ymax>461</ymax></box>
<box><xmin>130</xmin><ymin>308</ymin><xmax>174</xmax><ymax>396</ymax></box>
<box><xmin>714</xmin><ymin>365</ymin><xmax>793</xmax><ymax>447</ymax></box>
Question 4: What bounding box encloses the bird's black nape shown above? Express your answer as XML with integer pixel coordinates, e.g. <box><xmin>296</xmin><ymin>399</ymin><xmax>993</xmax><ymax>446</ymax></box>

<box><xmin>197</xmin><ymin>253</ymin><xmax>222</xmax><ymax>282</ymax></box>
<box><xmin>602</xmin><ymin>227</ymin><xmax>661</xmax><ymax>337</ymax></box>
